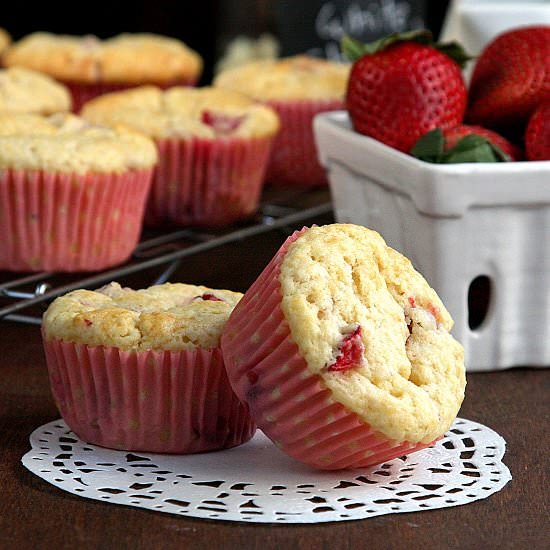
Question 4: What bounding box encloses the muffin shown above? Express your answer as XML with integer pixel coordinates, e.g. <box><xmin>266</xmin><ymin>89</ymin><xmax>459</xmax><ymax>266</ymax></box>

<box><xmin>221</xmin><ymin>224</ymin><xmax>466</xmax><ymax>470</ymax></box>
<box><xmin>0</xmin><ymin>28</ymin><xmax>11</xmax><ymax>57</ymax></box>
<box><xmin>3</xmin><ymin>32</ymin><xmax>203</xmax><ymax>112</ymax></box>
<box><xmin>42</xmin><ymin>281</ymin><xmax>256</xmax><ymax>453</ymax></box>
<box><xmin>214</xmin><ymin>55</ymin><xmax>350</xmax><ymax>187</ymax></box>
<box><xmin>0</xmin><ymin>112</ymin><xmax>156</xmax><ymax>272</ymax></box>
<box><xmin>82</xmin><ymin>86</ymin><xmax>279</xmax><ymax>227</ymax></box>
<box><xmin>0</xmin><ymin>67</ymin><xmax>71</xmax><ymax>114</ymax></box>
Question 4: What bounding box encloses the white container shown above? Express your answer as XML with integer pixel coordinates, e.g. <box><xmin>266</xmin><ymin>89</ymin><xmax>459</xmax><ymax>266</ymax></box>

<box><xmin>314</xmin><ymin>111</ymin><xmax>550</xmax><ymax>371</ymax></box>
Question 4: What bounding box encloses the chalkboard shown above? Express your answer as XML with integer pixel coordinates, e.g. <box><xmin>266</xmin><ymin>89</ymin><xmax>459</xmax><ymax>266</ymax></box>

<box><xmin>275</xmin><ymin>0</ymin><xmax>427</xmax><ymax>60</ymax></box>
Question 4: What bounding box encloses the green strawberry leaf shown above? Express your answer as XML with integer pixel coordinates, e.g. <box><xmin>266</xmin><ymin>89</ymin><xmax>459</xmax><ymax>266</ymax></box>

<box><xmin>412</xmin><ymin>130</ymin><xmax>512</xmax><ymax>163</ymax></box>
<box><xmin>435</xmin><ymin>41</ymin><xmax>473</xmax><ymax>69</ymax></box>
<box><xmin>443</xmin><ymin>135</ymin><xmax>499</xmax><ymax>163</ymax></box>
<box><xmin>444</xmin><ymin>135</ymin><xmax>512</xmax><ymax>163</ymax></box>
<box><xmin>341</xmin><ymin>30</ymin><xmax>433</xmax><ymax>61</ymax></box>
<box><xmin>341</xmin><ymin>29</ymin><xmax>472</xmax><ymax>68</ymax></box>
<box><xmin>410</xmin><ymin>128</ymin><xmax>445</xmax><ymax>162</ymax></box>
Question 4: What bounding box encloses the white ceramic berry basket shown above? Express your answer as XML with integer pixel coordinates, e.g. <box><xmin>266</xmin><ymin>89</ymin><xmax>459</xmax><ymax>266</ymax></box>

<box><xmin>314</xmin><ymin>111</ymin><xmax>550</xmax><ymax>372</ymax></box>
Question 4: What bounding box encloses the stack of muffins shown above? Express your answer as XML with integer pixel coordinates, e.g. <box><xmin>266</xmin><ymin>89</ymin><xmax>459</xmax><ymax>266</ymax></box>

<box><xmin>42</xmin><ymin>224</ymin><xmax>466</xmax><ymax>468</ymax></box>
<box><xmin>0</xmin><ymin>29</ymin><xmax>353</xmax><ymax>274</ymax></box>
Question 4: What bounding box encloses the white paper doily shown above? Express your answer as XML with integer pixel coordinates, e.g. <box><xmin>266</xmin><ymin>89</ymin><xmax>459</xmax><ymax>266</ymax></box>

<box><xmin>22</xmin><ymin>417</ymin><xmax>511</xmax><ymax>523</ymax></box>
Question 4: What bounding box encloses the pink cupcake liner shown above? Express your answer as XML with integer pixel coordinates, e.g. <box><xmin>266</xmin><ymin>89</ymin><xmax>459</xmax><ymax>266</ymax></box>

<box><xmin>67</xmin><ymin>79</ymin><xmax>197</xmax><ymax>113</ymax></box>
<box><xmin>265</xmin><ymin>99</ymin><xmax>344</xmax><ymax>187</ymax></box>
<box><xmin>144</xmin><ymin>135</ymin><xmax>273</xmax><ymax>228</ymax></box>
<box><xmin>43</xmin><ymin>337</ymin><xmax>256</xmax><ymax>454</ymax></box>
<box><xmin>221</xmin><ymin>228</ymin><xmax>435</xmax><ymax>470</ymax></box>
<box><xmin>0</xmin><ymin>168</ymin><xmax>153</xmax><ymax>272</ymax></box>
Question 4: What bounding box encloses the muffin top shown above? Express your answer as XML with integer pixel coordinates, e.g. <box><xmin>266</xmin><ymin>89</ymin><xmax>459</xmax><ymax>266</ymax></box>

<box><xmin>0</xmin><ymin>28</ymin><xmax>11</xmax><ymax>55</ymax></box>
<box><xmin>3</xmin><ymin>32</ymin><xmax>203</xmax><ymax>85</ymax></box>
<box><xmin>81</xmin><ymin>85</ymin><xmax>280</xmax><ymax>139</ymax></box>
<box><xmin>0</xmin><ymin>67</ymin><xmax>71</xmax><ymax>114</ymax></box>
<box><xmin>0</xmin><ymin>112</ymin><xmax>157</xmax><ymax>173</ymax></box>
<box><xmin>279</xmin><ymin>224</ymin><xmax>465</xmax><ymax>444</ymax></box>
<box><xmin>214</xmin><ymin>55</ymin><xmax>350</xmax><ymax>101</ymax></box>
<box><xmin>43</xmin><ymin>282</ymin><xmax>243</xmax><ymax>351</ymax></box>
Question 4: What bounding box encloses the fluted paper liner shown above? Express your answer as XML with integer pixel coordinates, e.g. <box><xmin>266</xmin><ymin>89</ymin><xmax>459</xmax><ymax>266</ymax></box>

<box><xmin>145</xmin><ymin>135</ymin><xmax>273</xmax><ymax>227</ymax></box>
<box><xmin>43</xmin><ymin>338</ymin><xmax>256</xmax><ymax>454</ymax></box>
<box><xmin>265</xmin><ymin>99</ymin><xmax>343</xmax><ymax>187</ymax></box>
<box><xmin>0</xmin><ymin>168</ymin><xmax>153</xmax><ymax>272</ymax></box>
<box><xmin>221</xmin><ymin>228</ymin><xmax>434</xmax><ymax>470</ymax></box>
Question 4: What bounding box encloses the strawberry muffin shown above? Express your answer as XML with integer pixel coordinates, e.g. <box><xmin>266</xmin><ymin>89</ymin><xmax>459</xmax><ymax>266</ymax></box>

<box><xmin>0</xmin><ymin>112</ymin><xmax>156</xmax><ymax>271</ymax></box>
<box><xmin>221</xmin><ymin>224</ymin><xmax>466</xmax><ymax>470</ymax></box>
<box><xmin>82</xmin><ymin>86</ymin><xmax>279</xmax><ymax>227</ymax></box>
<box><xmin>0</xmin><ymin>67</ymin><xmax>71</xmax><ymax>114</ymax></box>
<box><xmin>42</xmin><ymin>281</ymin><xmax>256</xmax><ymax>453</ymax></box>
<box><xmin>3</xmin><ymin>32</ymin><xmax>203</xmax><ymax>111</ymax></box>
<box><xmin>214</xmin><ymin>55</ymin><xmax>350</xmax><ymax>187</ymax></box>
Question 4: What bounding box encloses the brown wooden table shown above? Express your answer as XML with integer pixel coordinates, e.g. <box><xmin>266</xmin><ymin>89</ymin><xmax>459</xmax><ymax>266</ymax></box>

<box><xmin>1</xmin><ymin>206</ymin><xmax>548</xmax><ymax>550</ymax></box>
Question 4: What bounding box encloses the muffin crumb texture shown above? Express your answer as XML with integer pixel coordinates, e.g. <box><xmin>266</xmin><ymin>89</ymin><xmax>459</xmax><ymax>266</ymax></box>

<box><xmin>214</xmin><ymin>55</ymin><xmax>350</xmax><ymax>101</ymax></box>
<box><xmin>0</xmin><ymin>112</ymin><xmax>157</xmax><ymax>173</ymax></box>
<box><xmin>279</xmin><ymin>224</ymin><xmax>465</xmax><ymax>444</ymax></box>
<box><xmin>0</xmin><ymin>67</ymin><xmax>71</xmax><ymax>114</ymax></box>
<box><xmin>3</xmin><ymin>32</ymin><xmax>202</xmax><ymax>85</ymax></box>
<box><xmin>81</xmin><ymin>85</ymin><xmax>279</xmax><ymax>139</ymax></box>
<box><xmin>43</xmin><ymin>282</ymin><xmax>242</xmax><ymax>351</ymax></box>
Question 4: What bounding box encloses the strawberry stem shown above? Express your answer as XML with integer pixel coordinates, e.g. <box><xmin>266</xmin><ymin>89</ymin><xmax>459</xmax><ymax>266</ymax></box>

<box><xmin>341</xmin><ymin>29</ymin><xmax>471</xmax><ymax>68</ymax></box>
<box><xmin>411</xmin><ymin>128</ymin><xmax>512</xmax><ymax>163</ymax></box>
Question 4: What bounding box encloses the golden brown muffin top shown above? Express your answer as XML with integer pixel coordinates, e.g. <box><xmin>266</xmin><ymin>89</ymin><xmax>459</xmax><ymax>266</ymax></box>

<box><xmin>279</xmin><ymin>224</ymin><xmax>465</xmax><ymax>444</ymax></box>
<box><xmin>43</xmin><ymin>282</ymin><xmax>243</xmax><ymax>351</ymax></box>
<box><xmin>3</xmin><ymin>32</ymin><xmax>202</xmax><ymax>84</ymax></box>
<box><xmin>0</xmin><ymin>67</ymin><xmax>71</xmax><ymax>114</ymax></box>
<box><xmin>0</xmin><ymin>112</ymin><xmax>157</xmax><ymax>173</ymax></box>
<box><xmin>81</xmin><ymin>85</ymin><xmax>279</xmax><ymax>139</ymax></box>
<box><xmin>214</xmin><ymin>55</ymin><xmax>350</xmax><ymax>101</ymax></box>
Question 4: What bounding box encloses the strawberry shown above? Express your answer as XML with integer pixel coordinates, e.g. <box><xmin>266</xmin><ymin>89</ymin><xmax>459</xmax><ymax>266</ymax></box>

<box><xmin>327</xmin><ymin>326</ymin><xmax>364</xmax><ymax>372</ymax></box>
<box><xmin>525</xmin><ymin>103</ymin><xmax>550</xmax><ymax>161</ymax></box>
<box><xmin>343</xmin><ymin>30</ymin><xmax>469</xmax><ymax>153</ymax></box>
<box><xmin>467</xmin><ymin>26</ymin><xmax>550</xmax><ymax>133</ymax></box>
<box><xmin>444</xmin><ymin>124</ymin><xmax>522</xmax><ymax>160</ymax></box>
<box><xmin>411</xmin><ymin>126</ymin><xmax>516</xmax><ymax>163</ymax></box>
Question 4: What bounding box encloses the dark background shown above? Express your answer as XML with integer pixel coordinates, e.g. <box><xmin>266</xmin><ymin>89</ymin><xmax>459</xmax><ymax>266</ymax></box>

<box><xmin>1</xmin><ymin>0</ymin><xmax>450</xmax><ymax>84</ymax></box>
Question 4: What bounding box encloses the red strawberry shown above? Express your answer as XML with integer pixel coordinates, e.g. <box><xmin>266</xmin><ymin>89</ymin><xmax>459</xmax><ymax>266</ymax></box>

<box><xmin>525</xmin><ymin>103</ymin><xmax>550</xmax><ymax>161</ymax></box>
<box><xmin>344</xmin><ymin>30</ymin><xmax>469</xmax><ymax>153</ymax></box>
<box><xmin>444</xmin><ymin>124</ymin><xmax>522</xmax><ymax>160</ymax></box>
<box><xmin>411</xmin><ymin>126</ymin><xmax>516</xmax><ymax>163</ymax></box>
<box><xmin>467</xmin><ymin>26</ymin><xmax>550</xmax><ymax>133</ymax></box>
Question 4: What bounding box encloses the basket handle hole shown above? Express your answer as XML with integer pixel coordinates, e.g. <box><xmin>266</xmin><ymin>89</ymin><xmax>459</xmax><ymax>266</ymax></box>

<box><xmin>468</xmin><ymin>275</ymin><xmax>492</xmax><ymax>330</ymax></box>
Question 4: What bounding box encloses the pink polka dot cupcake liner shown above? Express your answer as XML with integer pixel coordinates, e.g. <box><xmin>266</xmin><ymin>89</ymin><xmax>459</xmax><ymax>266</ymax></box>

<box><xmin>0</xmin><ymin>168</ymin><xmax>153</xmax><ymax>272</ymax></box>
<box><xmin>221</xmin><ymin>228</ymin><xmax>435</xmax><ymax>470</ymax></box>
<box><xmin>43</xmin><ymin>338</ymin><xmax>256</xmax><ymax>454</ymax></box>
<box><xmin>145</xmin><ymin>135</ymin><xmax>273</xmax><ymax>228</ymax></box>
<box><xmin>67</xmin><ymin>79</ymin><xmax>197</xmax><ymax>113</ymax></box>
<box><xmin>265</xmin><ymin>99</ymin><xmax>343</xmax><ymax>187</ymax></box>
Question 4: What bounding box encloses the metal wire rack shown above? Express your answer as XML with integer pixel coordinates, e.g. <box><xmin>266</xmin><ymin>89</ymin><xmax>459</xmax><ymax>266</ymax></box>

<box><xmin>0</xmin><ymin>189</ymin><xmax>333</xmax><ymax>325</ymax></box>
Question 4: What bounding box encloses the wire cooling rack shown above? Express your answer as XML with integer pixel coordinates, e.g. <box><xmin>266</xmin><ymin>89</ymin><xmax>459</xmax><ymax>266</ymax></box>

<box><xmin>0</xmin><ymin>188</ymin><xmax>333</xmax><ymax>325</ymax></box>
